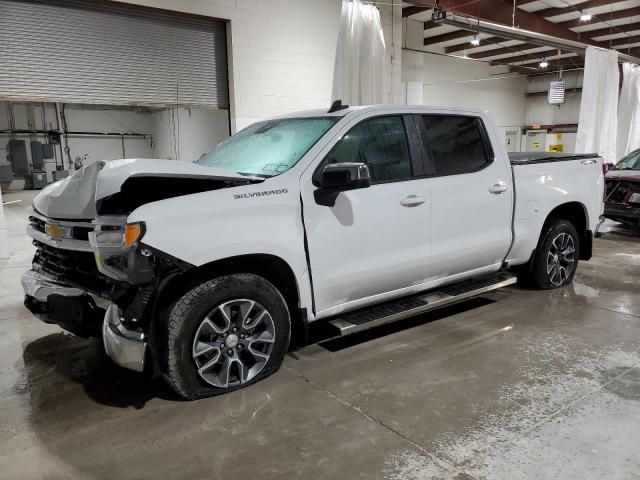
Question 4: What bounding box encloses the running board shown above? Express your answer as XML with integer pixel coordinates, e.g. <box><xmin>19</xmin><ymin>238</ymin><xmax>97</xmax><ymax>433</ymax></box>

<box><xmin>327</xmin><ymin>272</ymin><xmax>517</xmax><ymax>337</ymax></box>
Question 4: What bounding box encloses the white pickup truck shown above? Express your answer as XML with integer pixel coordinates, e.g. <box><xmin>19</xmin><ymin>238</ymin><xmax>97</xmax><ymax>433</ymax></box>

<box><xmin>22</xmin><ymin>104</ymin><xmax>605</xmax><ymax>399</ymax></box>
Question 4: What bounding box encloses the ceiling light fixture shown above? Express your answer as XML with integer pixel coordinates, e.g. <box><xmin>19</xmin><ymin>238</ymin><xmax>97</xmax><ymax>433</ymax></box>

<box><xmin>539</xmin><ymin>58</ymin><xmax>549</xmax><ymax>68</ymax></box>
<box><xmin>580</xmin><ymin>10</ymin><xmax>592</xmax><ymax>22</ymax></box>
<box><xmin>470</xmin><ymin>34</ymin><xmax>480</xmax><ymax>46</ymax></box>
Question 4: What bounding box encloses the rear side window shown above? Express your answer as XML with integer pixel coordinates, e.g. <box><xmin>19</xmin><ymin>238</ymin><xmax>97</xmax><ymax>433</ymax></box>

<box><xmin>420</xmin><ymin>115</ymin><xmax>491</xmax><ymax>176</ymax></box>
<box><xmin>326</xmin><ymin>116</ymin><xmax>413</xmax><ymax>183</ymax></box>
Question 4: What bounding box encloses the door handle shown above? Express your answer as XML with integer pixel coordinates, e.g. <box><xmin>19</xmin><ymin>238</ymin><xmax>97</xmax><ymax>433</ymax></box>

<box><xmin>580</xmin><ymin>159</ymin><xmax>597</xmax><ymax>165</ymax></box>
<box><xmin>489</xmin><ymin>181</ymin><xmax>508</xmax><ymax>194</ymax></box>
<box><xmin>400</xmin><ymin>194</ymin><xmax>427</xmax><ymax>207</ymax></box>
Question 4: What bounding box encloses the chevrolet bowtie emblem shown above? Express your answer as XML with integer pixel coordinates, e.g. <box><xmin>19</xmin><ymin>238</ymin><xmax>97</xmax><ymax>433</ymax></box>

<box><xmin>45</xmin><ymin>222</ymin><xmax>71</xmax><ymax>240</ymax></box>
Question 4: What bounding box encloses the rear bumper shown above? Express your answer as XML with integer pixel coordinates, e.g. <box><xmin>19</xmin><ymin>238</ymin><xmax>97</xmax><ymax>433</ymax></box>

<box><xmin>102</xmin><ymin>303</ymin><xmax>146</xmax><ymax>373</ymax></box>
<box><xmin>22</xmin><ymin>270</ymin><xmax>106</xmax><ymax>337</ymax></box>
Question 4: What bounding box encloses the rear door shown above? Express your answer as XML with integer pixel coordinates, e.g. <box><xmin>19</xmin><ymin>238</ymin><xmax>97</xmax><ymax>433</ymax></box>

<box><xmin>417</xmin><ymin>114</ymin><xmax>513</xmax><ymax>280</ymax></box>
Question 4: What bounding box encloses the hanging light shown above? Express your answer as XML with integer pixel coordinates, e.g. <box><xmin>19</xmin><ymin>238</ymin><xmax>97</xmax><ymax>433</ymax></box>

<box><xmin>580</xmin><ymin>10</ymin><xmax>592</xmax><ymax>22</ymax></box>
<box><xmin>470</xmin><ymin>34</ymin><xmax>480</xmax><ymax>46</ymax></box>
<box><xmin>539</xmin><ymin>58</ymin><xmax>549</xmax><ymax>68</ymax></box>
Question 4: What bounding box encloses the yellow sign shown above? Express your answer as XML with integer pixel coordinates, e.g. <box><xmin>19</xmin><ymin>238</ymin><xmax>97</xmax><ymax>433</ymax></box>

<box><xmin>45</xmin><ymin>223</ymin><xmax>71</xmax><ymax>240</ymax></box>
<box><xmin>556</xmin><ymin>133</ymin><xmax>563</xmax><ymax>140</ymax></box>
<box><xmin>549</xmin><ymin>144</ymin><xmax>564</xmax><ymax>152</ymax></box>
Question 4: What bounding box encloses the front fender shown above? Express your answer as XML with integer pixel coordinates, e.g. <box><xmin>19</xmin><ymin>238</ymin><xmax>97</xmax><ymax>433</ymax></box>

<box><xmin>126</xmin><ymin>178</ymin><xmax>313</xmax><ymax>314</ymax></box>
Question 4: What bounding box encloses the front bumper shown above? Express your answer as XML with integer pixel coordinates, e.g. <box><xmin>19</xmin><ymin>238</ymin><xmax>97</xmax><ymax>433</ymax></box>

<box><xmin>22</xmin><ymin>270</ymin><xmax>107</xmax><ymax>337</ymax></box>
<box><xmin>102</xmin><ymin>303</ymin><xmax>147</xmax><ymax>373</ymax></box>
<box><xmin>604</xmin><ymin>203</ymin><xmax>640</xmax><ymax>224</ymax></box>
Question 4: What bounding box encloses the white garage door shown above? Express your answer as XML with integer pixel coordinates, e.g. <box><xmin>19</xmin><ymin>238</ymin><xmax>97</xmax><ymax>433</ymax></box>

<box><xmin>0</xmin><ymin>0</ymin><xmax>229</xmax><ymax>109</ymax></box>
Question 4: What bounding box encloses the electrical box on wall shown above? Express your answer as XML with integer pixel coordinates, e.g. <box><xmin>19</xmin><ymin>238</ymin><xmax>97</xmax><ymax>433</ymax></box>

<box><xmin>30</xmin><ymin>141</ymin><xmax>44</xmax><ymax>170</ymax></box>
<box><xmin>7</xmin><ymin>139</ymin><xmax>28</xmax><ymax>176</ymax></box>
<box><xmin>32</xmin><ymin>172</ymin><xmax>48</xmax><ymax>189</ymax></box>
<box><xmin>42</xmin><ymin>143</ymin><xmax>55</xmax><ymax>159</ymax></box>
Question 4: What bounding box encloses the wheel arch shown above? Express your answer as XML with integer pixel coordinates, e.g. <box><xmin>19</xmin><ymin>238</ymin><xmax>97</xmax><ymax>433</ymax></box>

<box><xmin>150</xmin><ymin>254</ymin><xmax>306</xmax><ymax>359</ymax></box>
<box><xmin>543</xmin><ymin>201</ymin><xmax>592</xmax><ymax>260</ymax></box>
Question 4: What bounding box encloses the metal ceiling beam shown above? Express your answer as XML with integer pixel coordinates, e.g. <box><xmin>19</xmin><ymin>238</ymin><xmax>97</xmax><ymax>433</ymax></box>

<box><xmin>445</xmin><ymin>20</ymin><xmax>640</xmax><ymax>55</ymax></box>
<box><xmin>535</xmin><ymin>0</ymin><xmax>628</xmax><ymax>18</ymax></box>
<box><xmin>584</xmin><ymin>21</ymin><xmax>640</xmax><ymax>39</ymax></box>
<box><xmin>467</xmin><ymin>42</ymin><xmax>551</xmax><ymax>59</ymax></box>
<box><xmin>557</xmin><ymin>6</ymin><xmax>640</xmax><ymax>29</ymax></box>
<box><xmin>429</xmin><ymin>12</ymin><xmax>640</xmax><ymax>62</ymax></box>
<box><xmin>417</xmin><ymin>0</ymin><xmax>604</xmax><ymax>43</ymax></box>
<box><xmin>403</xmin><ymin>6</ymin><xmax>429</xmax><ymax>18</ymax></box>
<box><xmin>424</xmin><ymin>29</ymin><xmax>497</xmax><ymax>46</ymax></box>
<box><xmin>491</xmin><ymin>49</ymin><xmax>566</xmax><ymax>65</ymax></box>
<box><xmin>467</xmin><ymin>35</ymin><xmax>637</xmax><ymax>62</ymax></box>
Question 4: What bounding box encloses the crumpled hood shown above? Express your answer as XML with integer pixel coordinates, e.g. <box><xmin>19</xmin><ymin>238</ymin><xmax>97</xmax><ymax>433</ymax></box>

<box><xmin>33</xmin><ymin>158</ymin><xmax>260</xmax><ymax>220</ymax></box>
<box><xmin>33</xmin><ymin>162</ymin><xmax>103</xmax><ymax>219</ymax></box>
<box><xmin>94</xmin><ymin>158</ymin><xmax>258</xmax><ymax>201</ymax></box>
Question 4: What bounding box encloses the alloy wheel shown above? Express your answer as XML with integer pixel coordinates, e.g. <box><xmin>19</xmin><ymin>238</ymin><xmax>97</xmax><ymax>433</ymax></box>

<box><xmin>546</xmin><ymin>232</ymin><xmax>576</xmax><ymax>286</ymax></box>
<box><xmin>192</xmin><ymin>299</ymin><xmax>275</xmax><ymax>388</ymax></box>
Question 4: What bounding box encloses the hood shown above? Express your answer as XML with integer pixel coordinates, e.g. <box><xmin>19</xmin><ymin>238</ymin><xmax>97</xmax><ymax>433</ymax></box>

<box><xmin>33</xmin><ymin>158</ymin><xmax>261</xmax><ymax>220</ymax></box>
<box><xmin>33</xmin><ymin>162</ymin><xmax>103</xmax><ymax>219</ymax></box>
<box><xmin>606</xmin><ymin>169</ymin><xmax>640</xmax><ymax>182</ymax></box>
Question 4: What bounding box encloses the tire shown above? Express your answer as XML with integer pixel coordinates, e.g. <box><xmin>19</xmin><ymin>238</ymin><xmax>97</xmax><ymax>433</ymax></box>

<box><xmin>520</xmin><ymin>218</ymin><xmax>580</xmax><ymax>290</ymax></box>
<box><xmin>163</xmin><ymin>273</ymin><xmax>291</xmax><ymax>400</ymax></box>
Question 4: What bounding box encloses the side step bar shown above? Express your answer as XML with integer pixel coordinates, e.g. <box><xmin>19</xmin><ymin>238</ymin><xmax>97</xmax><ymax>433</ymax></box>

<box><xmin>327</xmin><ymin>272</ymin><xmax>517</xmax><ymax>337</ymax></box>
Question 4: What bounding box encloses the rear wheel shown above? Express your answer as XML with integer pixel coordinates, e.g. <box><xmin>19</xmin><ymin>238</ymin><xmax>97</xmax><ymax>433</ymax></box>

<box><xmin>164</xmin><ymin>273</ymin><xmax>291</xmax><ymax>400</ymax></box>
<box><xmin>519</xmin><ymin>218</ymin><xmax>579</xmax><ymax>290</ymax></box>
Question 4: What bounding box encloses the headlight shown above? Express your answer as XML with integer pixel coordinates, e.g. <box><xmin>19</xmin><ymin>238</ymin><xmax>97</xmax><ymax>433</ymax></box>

<box><xmin>89</xmin><ymin>217</ymin><xmax>146</xmax><ymax>281</ymax></box>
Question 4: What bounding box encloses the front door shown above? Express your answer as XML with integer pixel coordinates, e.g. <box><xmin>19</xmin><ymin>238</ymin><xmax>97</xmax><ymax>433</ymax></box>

<box><xmin>301</xmin><ymin>114</ymin><xmax>431</xmax><ymax>318</ymax></box>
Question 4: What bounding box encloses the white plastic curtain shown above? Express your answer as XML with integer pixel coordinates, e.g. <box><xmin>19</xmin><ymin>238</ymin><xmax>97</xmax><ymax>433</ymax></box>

<box><xmin>575</xmin><ymin>47</ymin><xmax>619</xmax><ymax>164</ymax></box>
<box><xmin>0</xmin><ymin>187</ymin><xmax>7</xmax><ymax>259</ymax></box>
<box><xmin>332</xmin><ymin>0</ymin><xmax>387</xmax><ymax>105</ymax></box>
<box><xmin>617</xmin><ymin>63</ymin><xmax>640</xmax><ymax>160</ymax></box>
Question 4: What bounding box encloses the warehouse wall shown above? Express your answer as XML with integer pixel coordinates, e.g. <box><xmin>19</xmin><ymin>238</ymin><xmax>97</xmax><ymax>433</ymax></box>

<box><xmin>116</xmin><ymin>0</ymin><xmax>342</xmax><ymax>131</ymax></box>
<box><xmin>0</xmin><ymin>102</ymin><xmax>155</xmax><ymax>185</ymax></box>
<box><xmin>524</xmin><ymin>71</ymin><xmax>582</xmax><ymax>153</ymax></box>
<box><xmin>525</xmin><ymin>71</ymin><xmax>582</xmax><ymax>126</ymax></box>
<box><xmin>152</xmin><ymin>108</ymin><xmax>230</xmax><ymax>161</ymax></box>
<box><xmin>401</xmin><ymin>18</ymin><xmax>528</xmax><ymax>134</ymax></box>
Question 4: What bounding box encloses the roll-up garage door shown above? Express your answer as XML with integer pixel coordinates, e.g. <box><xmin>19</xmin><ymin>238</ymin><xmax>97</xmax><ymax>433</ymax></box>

<box><xmin>0</xmin><ymin>0</ymin><xmax>229</xmax><ymax>108</ymax></box>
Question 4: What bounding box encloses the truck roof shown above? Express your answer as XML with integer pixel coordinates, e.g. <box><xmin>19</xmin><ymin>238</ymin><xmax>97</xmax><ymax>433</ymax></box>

<box><xmin>273</xmin><ymin>104</ymin><xmax>490</xmax><ymax>119</ymax></box>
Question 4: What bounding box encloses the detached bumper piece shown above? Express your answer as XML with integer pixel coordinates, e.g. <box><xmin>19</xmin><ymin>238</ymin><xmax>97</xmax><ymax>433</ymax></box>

<box><xmin>604</xmin><ymin>204</ymin><xmax>640</xmax><ymax>225</ymax></box>
<box><xmin>103</xmin><ymin>303</ymin><xmax>146</xmax><ymax>373</ymax></box>
<box><xmin>22</xmin><ymin>270</ymin><xmax>105</xmax><ymax>337</ymax></box>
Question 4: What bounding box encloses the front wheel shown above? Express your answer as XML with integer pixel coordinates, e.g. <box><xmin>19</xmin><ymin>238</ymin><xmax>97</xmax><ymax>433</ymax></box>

<box><xmin>164</xmin><ymin>273</ymin><xmax>291</xmax><ymax>400</ymax></box>
<box><xmin>520</xmin><ymin>218</ymin><xmax>579</xmax><ymax>290</ymax></box>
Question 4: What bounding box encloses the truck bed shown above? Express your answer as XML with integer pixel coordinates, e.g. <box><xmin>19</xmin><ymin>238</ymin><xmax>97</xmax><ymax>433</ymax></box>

<box><xmin>509</xmin><ymin>152</ymin><xmax>600</xmax><ymax>165</ymax></box>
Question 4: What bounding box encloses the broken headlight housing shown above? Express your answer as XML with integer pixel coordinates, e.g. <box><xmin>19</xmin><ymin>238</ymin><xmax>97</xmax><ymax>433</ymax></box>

<box><xmin>89</xmin><ymin>216</ymin><xmax>151</xmax><ymax>283</ymax></box>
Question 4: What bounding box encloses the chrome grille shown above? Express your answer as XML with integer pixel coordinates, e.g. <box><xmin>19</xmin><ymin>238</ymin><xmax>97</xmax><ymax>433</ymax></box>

<box><xmin>32</xmin><ymin>240</ymin><xmax>111</xmax><ymax>295</ymax></box>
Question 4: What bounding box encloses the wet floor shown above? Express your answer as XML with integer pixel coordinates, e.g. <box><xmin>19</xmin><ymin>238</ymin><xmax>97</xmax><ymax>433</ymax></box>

<box><xmin>1</xmin><ymin>190</ymin><xmax>639</xmax><ymax>479</ymax></box>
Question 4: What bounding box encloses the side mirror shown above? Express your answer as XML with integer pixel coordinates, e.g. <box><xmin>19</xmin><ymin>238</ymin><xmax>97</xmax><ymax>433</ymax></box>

<box><xmin>318</xmin><ymin>162</ymin><xmax>371</xmax><ymax>191</ymax></box>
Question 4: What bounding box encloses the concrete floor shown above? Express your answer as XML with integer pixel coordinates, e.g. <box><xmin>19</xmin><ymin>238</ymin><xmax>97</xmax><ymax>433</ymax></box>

<box><xmin>1</xmin><ymin>190</ymin><xmax>639</xmax><ymax>480</ymax></box>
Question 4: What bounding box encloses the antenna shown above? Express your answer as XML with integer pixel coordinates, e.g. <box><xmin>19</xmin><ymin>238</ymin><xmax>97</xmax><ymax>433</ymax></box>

<box><xmin>328</xmin><ymin>99</ymin><xmax>349</xmax><ymax>113</ymax></box>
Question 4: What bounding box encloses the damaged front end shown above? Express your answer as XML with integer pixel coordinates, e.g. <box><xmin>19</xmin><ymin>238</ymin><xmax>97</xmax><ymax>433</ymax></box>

<box><xmin>89</xmin><ymin>215</ymin><xmax>192</xmax><ymax>373</ymax></box>
<box><xmin>23</xmin><ymin>158</ymin><xmax>262</xmax><ymax>373</ymax></box>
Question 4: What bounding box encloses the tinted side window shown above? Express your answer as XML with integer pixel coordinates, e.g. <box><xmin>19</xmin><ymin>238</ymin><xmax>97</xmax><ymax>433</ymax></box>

<box><xmin>420</xmin><ymin>115</ymin><xmax>490</xmax><ymax>176</ymax></box>
<box><xmin>326</xmin><ymin>116</ymin><xmax>412</xmax><ymax>183</ymax></box>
